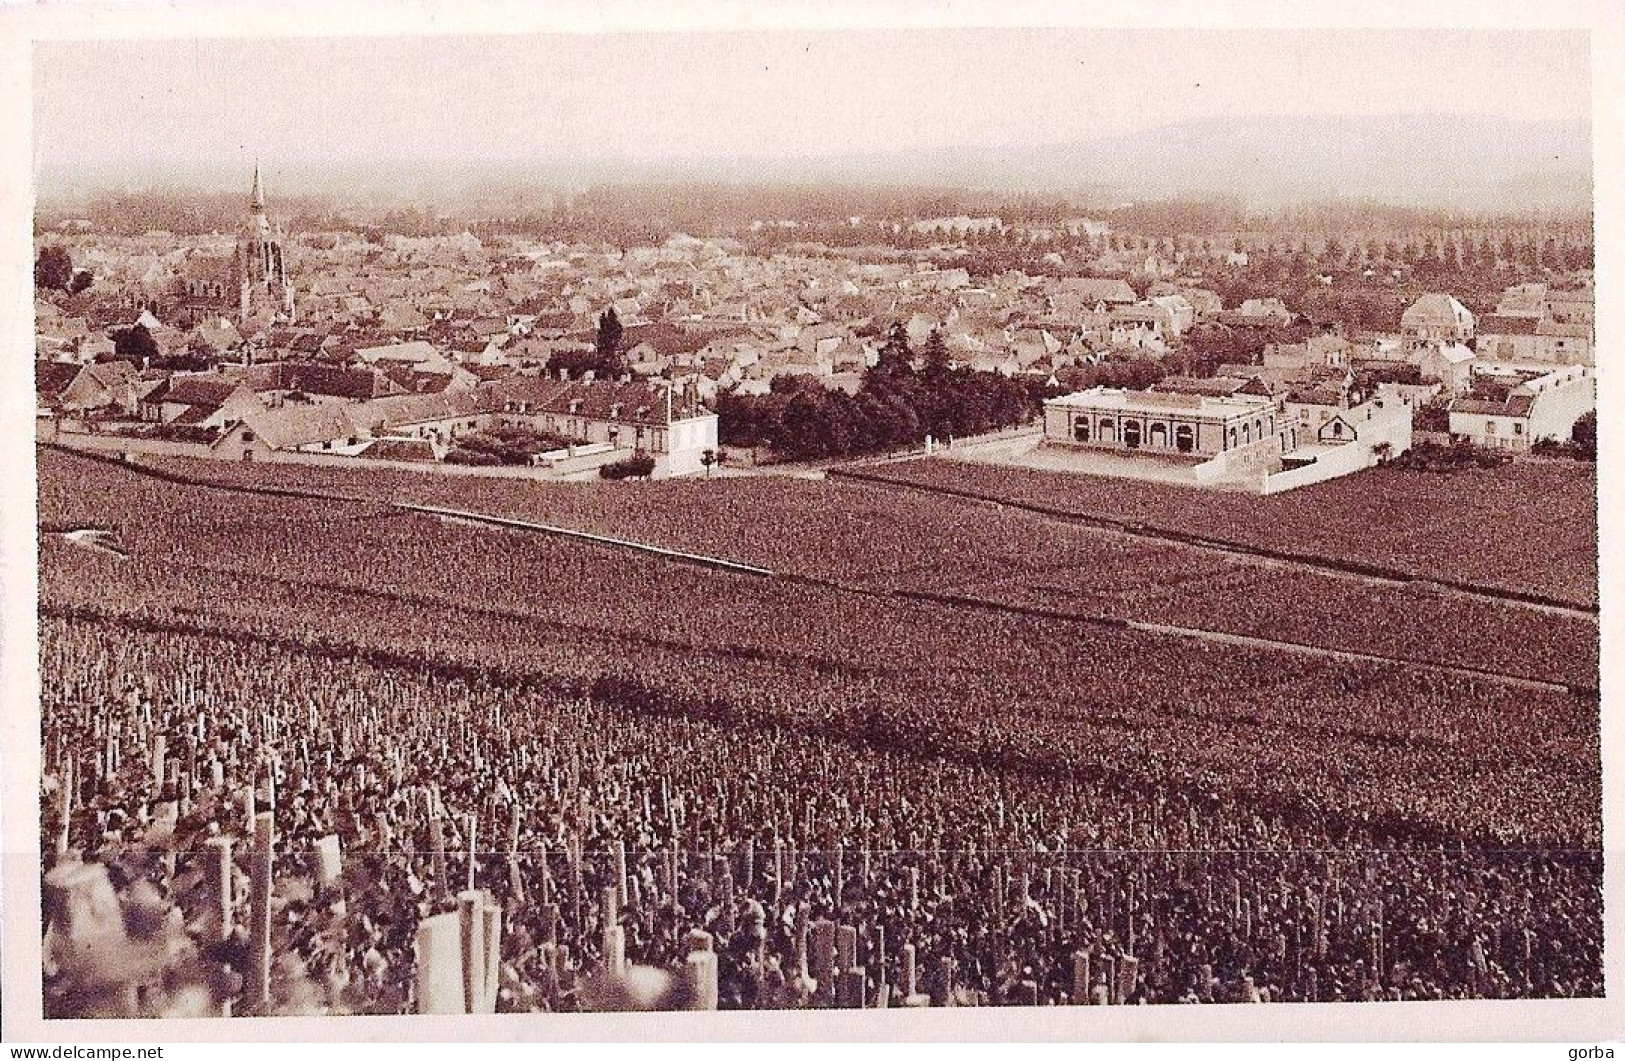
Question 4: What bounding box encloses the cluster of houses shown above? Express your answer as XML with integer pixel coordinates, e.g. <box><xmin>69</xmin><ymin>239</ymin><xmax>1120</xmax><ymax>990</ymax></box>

<box><xmin>40</xmin><ymin>339</ymin><xmax>719</xmax><ymax>476</ymax></box>
<box><xmin>1038</xmin><ymin>283</ymin><xmax>1596</xmax><ymax>492</ymax></box>
<box><xmin>33</xmin><ymin>172</ymin><xmax>1596</xmax><ymax>482</ymax></box>
<box><xmin>1042</xmin><ymin>344</ymin><xmax>1415</xmax><ymax>493</ymax></box>
<box><xmin>33</xmin><ymin>172</ymin><xmax>1302</xmax><ymax>426</ymax></box>
<box><xmin>1394</xmin><ymin>288</ymin><xmax>1596</xmax><ymax>452</ymax></box>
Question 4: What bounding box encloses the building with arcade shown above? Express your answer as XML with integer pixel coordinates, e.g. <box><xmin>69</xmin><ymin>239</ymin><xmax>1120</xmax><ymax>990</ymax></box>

<box><xmin>1044</xmin><ymin>386</ymin><xmax>1291</xmax><ymax>458</ymax></box>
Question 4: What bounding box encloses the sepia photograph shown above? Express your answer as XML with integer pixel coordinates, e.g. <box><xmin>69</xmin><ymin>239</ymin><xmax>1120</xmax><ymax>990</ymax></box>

<box><xmin>2</xmin><ymin>0</ymin><xmax>1621</xmax><ymax>1045</ymax></box>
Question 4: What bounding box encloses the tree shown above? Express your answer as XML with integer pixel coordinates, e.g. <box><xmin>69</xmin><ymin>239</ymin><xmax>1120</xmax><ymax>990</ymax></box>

<box><xmin>595</xmin><ymin>307</ymin><xmax>624</xmax><ymax>362</ymax></box>
<box><xmin>600</xmin><ymin>451</ymin><xmax>656</xmax><ymax>480</ymax></box>
<box><xmin>111</xmin><ymin>325</ymin><xmax>159</xmax><ymax>365</ymax></box>
<box><xmin>35</xmin><ymin>246</ymin><xmax>73</xmax><ymax>290</ymax></box>
<box><xmin>921</xmin><ymin>328</ymin><xmax>951</xmax><ymax>381</ymax></box>
<box><xmin>1571</xmin><ymin>410</ymin><xmax>1596</xmax><ymax>458</ymax></box>
<box><xmin>868</xmin><ymin>321</ymin><xmax>913</xmax><ymax>384</ymax></box>
<box><xmin>699</xmin><ymin>447</ymin><xmax>725</xmax><ymax>478</ymax></box>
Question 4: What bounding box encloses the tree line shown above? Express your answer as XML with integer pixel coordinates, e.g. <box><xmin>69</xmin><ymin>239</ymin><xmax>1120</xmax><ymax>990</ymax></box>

<box><xmin>716</xmin><ymin>325</ymin><xmax>1045</xmax><ymax>461</ymax></box>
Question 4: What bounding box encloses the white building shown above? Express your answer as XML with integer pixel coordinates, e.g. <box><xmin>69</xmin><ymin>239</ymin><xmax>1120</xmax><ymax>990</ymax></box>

<box><xmin>1400</xmin><ymin>293</ymin><xmax>1475</xmax><ymax>352</ymax></box>
<box><xmin>1040</xmin><ymin>378</ymin><xmax>1409</xmax><ymax>494</ymax></box>
<box><xmin>1045</xmin><ymin>386</ymin><xmax>1287</xmax><ymax>457</ymax></box>
<box><xmin>1447</xmin><ymin>363</ymin><xmax>1595</xmax><ymax>452</ymax></box>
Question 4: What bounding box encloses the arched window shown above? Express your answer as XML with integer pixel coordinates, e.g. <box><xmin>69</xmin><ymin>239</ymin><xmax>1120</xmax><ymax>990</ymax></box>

<box><xmin>1123</xmin><ymin>420</ymin><xmax>1142</xmax><ymax>448</ymax></box>
<box><xmin>1099</xmin><ymin>419</ymin><xmax>1117</xmax><ymax>444</ymax></box>
<box><xmin>1074</xmin><ymin>418</ymin><xmax>1091</xmax><ymax>443</ymax></box>
<box><xmin>1227</xmin><ymin>426</ymin><xmax>1237</xmax><ymax>449</ymax></box>
<box><xmin>1149</xmin><ymin>422</ymin><xmax>1168</xmax><ymax>448</ymax></box>
<box><xmin>1175</xmin><ymin>425</ymin><xmax>1194</xmax><ymax>453</ymax></box>
<box><xmin>1242</xmin><ymin>422</ymin><xmax>1252</xmax><ymax>445</ymax></box>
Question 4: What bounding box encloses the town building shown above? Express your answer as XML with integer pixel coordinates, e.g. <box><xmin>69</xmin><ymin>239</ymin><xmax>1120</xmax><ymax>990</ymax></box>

<box><xmin>35</xmin><ymin>359</ymin><xmax>145</xmax><ymax>416</ymax></box>
<box><xmin>1400</xmin><ymin>293</ymin><xmax>1474</xmax><ymax>351</ymax></box>
<box><xmin>1044</xmin><ymin>386</ymin><xmax>1287</xmax><ymax>458</ymax></box>
<box><xmin>1415</xmin><ymin>342</ymin><xmax>1476</xmax><ymax>394</ymax></box>
<box><xmin>138</xmin><ymin>374</ymin><xmax>264</xmax><ymax>429</ymax></box>
<box><xmin>489</xmin><ymin>375</ymin><xmax>718</xmax><ymax>475</ymax></box>
<box><xmin>1478</xmin><ymin>285</ymin><xmax>1594</xmax><ymax>365</ymax></box>
<box><xmin>1040</xmin><ymin>369</ymin><xmax>1410</xmax><ymax>494</ymax></box>
<box><xmin>1263</xmin><ymin>333</ymin><xmax>1352</xmax><ymax>371</ymax></box>
<box><xmin>1233</xmin><ymin>298</ymin><xmax>1294</xmax><ymax>325</ymax></box>
<box><xmin>209</xmin><ymin>374</ymin><xmax>719</xmax><ymax>477</ymax></box>
<box><xmin>1447</xmin><ymin>363</ymin><xmax>1595</xmax><ymax>452</ymax></box>
<box><xmin>174</xmin><ymin>166</ymin><xmax>295</xmax><ymax>331</ymax></box>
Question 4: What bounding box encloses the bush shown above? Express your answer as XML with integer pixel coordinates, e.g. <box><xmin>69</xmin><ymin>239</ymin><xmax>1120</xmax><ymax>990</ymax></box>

<box><xmin>1530</xmin><ymin>438</ymin><xmax>1597</xmax><ymax>463</ymax></box>
<box><xmin>1413</xmin><ymin>405</ymin><xmax>1451</xmax><ymax>433</ymax></box>
<box><xmin>447</xmin><ymin>423</ymin><xmax>580</xmax><ymax>465</ymax></box>
<box><xmin>599</xmin><ymin>451</ymin><xmax>656</xmax><ymax>480</ymax></box>
<box><xmin>1389</xmin><ymin>440</ymin><xmax>1511</xmax><ymax>473</ymax></box>
<box><xmin>127</xmin><ymin>423</ymin><xmax>219</xmax><ymax>445</ymax></box>
<box><xmin>442</xmin><ymin>447</ymin><xmax>502</xmax><ymax>466</ymax></box>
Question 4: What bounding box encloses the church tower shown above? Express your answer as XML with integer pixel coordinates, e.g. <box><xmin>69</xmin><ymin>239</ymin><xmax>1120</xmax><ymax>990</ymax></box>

<box><xmin>234</xmin><ymin>164</ymin><xmax>295</xmax><ymax>330</ymax></box>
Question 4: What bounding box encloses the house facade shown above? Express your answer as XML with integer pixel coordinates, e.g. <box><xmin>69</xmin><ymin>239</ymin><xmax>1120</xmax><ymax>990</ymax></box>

<box><xmin>1400</xmin><ymin>294</ymin><xmax>1474</xmax><ymax>351</ymax></box>
<box><xmin>488</xmin><ymin>375</ymin><xmax>720</xmax><ymax>475</ymax></box>
<box><xmin>1044</xmin><ymin>387</ymin><xmax>1286</xmax><ymax>457</ymax></box>
<box><xmin>1447</xmin><ymin>364</ymin><xmax>1595</xmax><ymax>452</ymax></box>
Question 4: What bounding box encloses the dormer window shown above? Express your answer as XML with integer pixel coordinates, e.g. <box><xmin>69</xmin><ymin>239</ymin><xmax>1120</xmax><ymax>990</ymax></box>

<box><xmin>569</xmin><ymin>399</ymin><xmax>582</xmax><ymax>414</ymax></box>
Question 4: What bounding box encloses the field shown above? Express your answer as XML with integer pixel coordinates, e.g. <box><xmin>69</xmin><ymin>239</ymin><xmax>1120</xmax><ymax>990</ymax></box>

<box><xmin>125</xmin><ymin>452</ymin><xmax>1599</xmax><ymax>688</ymax></box>
<box><xmin>36</xmin><ymin>446</ymin><xmax>1602</xmax><ymax>1013</ymax></box>
<box><xmin>838</xmin><ymin>457</ymin><xmax>1601</xmax><ymax>609</ymax></box>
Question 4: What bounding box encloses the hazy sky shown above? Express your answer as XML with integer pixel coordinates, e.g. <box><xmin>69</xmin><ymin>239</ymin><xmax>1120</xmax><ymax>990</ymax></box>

<box><xmin>35</xmin><ymin>29</ymin><xmax>1589</xmax><ymax>174</ymax></box>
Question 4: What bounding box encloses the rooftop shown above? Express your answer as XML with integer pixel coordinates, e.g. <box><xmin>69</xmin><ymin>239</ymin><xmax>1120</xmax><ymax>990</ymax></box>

<box><xmin>1047</xmin><ymin>386</ymin><xmax>1275</xmax><ymax>419</ymax></box>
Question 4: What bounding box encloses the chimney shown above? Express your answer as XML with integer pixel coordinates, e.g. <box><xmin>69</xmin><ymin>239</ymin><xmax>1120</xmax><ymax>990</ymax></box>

<box><xmin>583</xmin><ymin>369</ymin><xmax>596</xmax><ymax>382</ymax></box>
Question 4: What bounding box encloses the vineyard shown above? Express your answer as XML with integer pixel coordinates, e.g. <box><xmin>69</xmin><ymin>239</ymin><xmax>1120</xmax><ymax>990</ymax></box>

<box><xmin>123</xmin><ymin>452</ymin><xmax>1599</xmax><ymax>688</ymax></box>
<box><xmin>36</xmin><ymin>446</ymin><xmax>1602</xmax><ymax>1015</ymax></box>
<box><xmin>836</xmin><ymin>457</ymin><xmax>1600</xmax><ymax>610</ymax></box>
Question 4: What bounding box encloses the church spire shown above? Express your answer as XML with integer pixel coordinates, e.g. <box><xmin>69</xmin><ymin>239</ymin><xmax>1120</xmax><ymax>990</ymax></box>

<box><xmin>250</xmin><ymin>162</ymin><xmax>265</xmax><ymax>212</ymax></box>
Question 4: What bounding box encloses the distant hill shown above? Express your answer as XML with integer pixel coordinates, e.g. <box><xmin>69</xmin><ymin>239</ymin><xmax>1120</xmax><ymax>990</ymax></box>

<box><xmin>668</xmin><ymin>113</ymin><xmax>1592</xmax><ymax>213</ymax></box>
<box><xmin>37</xmin><ymin>113</ymin><xmax>1591</xmax><ymax>215</ymax></box>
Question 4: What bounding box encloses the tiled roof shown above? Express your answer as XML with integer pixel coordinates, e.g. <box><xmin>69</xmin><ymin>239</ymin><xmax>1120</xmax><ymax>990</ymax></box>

<box><xmin>1401</xmin><ymin>293</ymin><xmax>1472</xmax><ymax>329</ymax></box>
<box><xmin>1055</xmin><ymin>278</ymin><xmax>1137</xmax><ymax>303</ymax></box>
<box><xmin>487</xmin><ymin>375</ymin><xmax>709</xmax><ymax>426</ymax></box>
<box><xmin>83</xmin><ymin>360</ymin><xmax>139</xmax><ymax>390</ymax></box>
<box><xmin>281</xmin><ymin>363</ymin><xmax>390</xmax><ymax>400</ymax></box>
<box><xmin>364</xmin><ymin>390</ymin><xmax>484</xmax><ymax>430</ymax></box>
<box><xmin>149</xmin><ymin>376</ymin><xmax>245</xmax><ymax>409</ymax></box>
<box><xmin>1449</xmin><ymin>393</ymin><xmax>1536</xmax><ymax>418</ymax></box>
<box><xmin>236</xmin><ymin>404</ymin><xmax>364</xmax><ymax>450</ymax></box>
<box><xmin>1535</xmin><ymin>320</ymin><xmax>1592</xmax><ymax>339</ymax></box>
<box><xmin>1153</xmin><ymin>376</ymin><xmax>1252</xmax><ymax>397</ymax></box>
<box><xmin>1286</xmin><ymin>384</ymin><xmax>1348</xmax><ymax>407</ymax></box>
<box><xmin>1477</xmin><ymin>315</ymin><xmax>1538</xmax><ymax>336</ymax></box>
<box><xmin>35</xmin><ymin>361</ymin><xmax>80</xmax><ymax>397</ymax></box>
<box><xmin>355</xmin><ymin>340</ymin><xmax>439</xmax><ymax>363</ymax></box>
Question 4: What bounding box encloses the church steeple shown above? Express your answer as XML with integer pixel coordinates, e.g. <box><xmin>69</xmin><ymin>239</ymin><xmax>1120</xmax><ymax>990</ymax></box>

<box><xmin>235</xmin><ymin>160</ymin><xmax>293</xmax><ymax>328</ymax></box>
